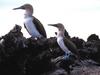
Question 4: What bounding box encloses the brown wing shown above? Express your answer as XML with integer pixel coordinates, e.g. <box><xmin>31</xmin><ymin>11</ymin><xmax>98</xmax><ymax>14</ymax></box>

<box><xmin>33</xmin><ymin>16</ymin><xmax>47</xmax><ymax>38</ymax></box>
<box><xmin>64</xmin><ymin>30</ymin><xmax>70</xmax><ymax>39</ymax></box>
<box><xmin>64</xmin><ymin>37</ymin><xmax>79</xmax><ymax>55</ymax></box>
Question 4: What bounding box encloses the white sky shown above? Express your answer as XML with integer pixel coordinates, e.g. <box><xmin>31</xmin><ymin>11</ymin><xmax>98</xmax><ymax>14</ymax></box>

<box><xmin>0</xmin><ymin>0</ymin><xmax>100</xmax><ymax>41</ymax></box>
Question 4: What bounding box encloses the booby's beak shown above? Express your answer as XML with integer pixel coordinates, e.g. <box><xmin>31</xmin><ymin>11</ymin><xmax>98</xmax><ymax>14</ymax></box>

<box><xmin>13</xmin><ymin>6</ymin><xmax>25</xmax><ymax>10</ymax></box>
<box><xmin>48</xmin><ymin>24</ymin><xmax>58</xmax><ymax>27</ymax></box>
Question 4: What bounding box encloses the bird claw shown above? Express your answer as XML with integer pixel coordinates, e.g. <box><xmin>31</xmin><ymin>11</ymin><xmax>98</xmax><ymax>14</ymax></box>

<box><xmin>51</xmin><ymin>52</ymin><xmax>77</xmax><ymax>64</ymax></box>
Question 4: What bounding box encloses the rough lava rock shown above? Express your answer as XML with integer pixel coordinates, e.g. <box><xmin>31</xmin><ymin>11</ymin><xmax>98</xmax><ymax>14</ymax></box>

<box><xmin>0</xmin><ymin>25</ymin><xmax>100</xmax><ymax>75</ymax></box>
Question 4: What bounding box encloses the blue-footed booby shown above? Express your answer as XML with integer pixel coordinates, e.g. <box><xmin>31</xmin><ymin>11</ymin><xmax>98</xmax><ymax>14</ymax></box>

<box><xmin>13</xmin><ymin>4</ymin><xmax>47</xmax><ymax>39</ymax></box>
<box><xmin>48</xmin><ymin>23</ymin><xmax>78</xmax><ymax>59</ymax></box>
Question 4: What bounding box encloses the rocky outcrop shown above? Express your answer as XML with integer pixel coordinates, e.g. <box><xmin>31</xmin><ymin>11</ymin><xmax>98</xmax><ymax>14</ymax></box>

<box><xmin>0</xmin><ymin>25</ymin><xmax>100</xmax><ymax>75</ymax></box>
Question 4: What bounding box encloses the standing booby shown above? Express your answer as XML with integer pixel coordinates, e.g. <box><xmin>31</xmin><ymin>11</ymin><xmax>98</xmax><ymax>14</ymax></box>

<box><xmin>48</xmin><ymin>23</ymin><xmax>78</xmax><ymax>59</ymax></box>
<box><xmin>13</xmin><ymin>4</ymin><xmax>47</xmax><ymax>39</ymax></box>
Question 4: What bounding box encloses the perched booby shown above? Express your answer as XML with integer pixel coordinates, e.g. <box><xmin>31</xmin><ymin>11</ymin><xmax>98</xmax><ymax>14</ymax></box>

<box><xmin>48</xmin><ymin>23</ymin><xmax>79</xmax><ymax>59</ymax></box>
<box><xmin>13</xmin><ymin>4</ymin><xmax>47</xmax><ymax>39</ymax></box>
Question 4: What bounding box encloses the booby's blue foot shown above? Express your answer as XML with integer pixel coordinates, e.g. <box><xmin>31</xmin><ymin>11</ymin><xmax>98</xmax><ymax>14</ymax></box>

<box><xmin>63</xmin><ymin>53</ymin><xmax>70</xmax><ymax>60</ymax></box>
<box><xmin>63</xmin><ymin>52</ymin><xmax>76</xmax><ymax>60</ymax></box>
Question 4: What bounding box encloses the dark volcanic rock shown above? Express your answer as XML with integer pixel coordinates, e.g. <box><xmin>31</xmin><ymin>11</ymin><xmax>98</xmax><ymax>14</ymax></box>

<box><xmin>71</xmin><ymin>37</ymin><xmax>85</xmax><ymax>49</ymax></box>
<box><xmin>0</xmin><ymin>25</ymin><xmax>100</xmax><ymax>75</ymax></box>
<box><xmin>0</xmin><ymin>25</ymin><xmax>69</xmax><ymax>75</ymax></box>
<box><xmin>87</xmin><ymin>34</ymin><xmax>99</xmax><ymax>42</ymax></box>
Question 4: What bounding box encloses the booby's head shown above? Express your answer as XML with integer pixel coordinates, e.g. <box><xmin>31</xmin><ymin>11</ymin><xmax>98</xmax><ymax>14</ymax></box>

<box><xmin>48</xmin><ymin>23</ymin><xmax>65</xmax><ymax>37</ymax></box>
<box><xmin>13</xmin><ymin>4</ymin><xmax>33</xmax><ymax>16</ymax></box>
<box><xmin>48</xmin><ymin>23</ymin><xmax>65</xmax><ymax>31</ymax></box>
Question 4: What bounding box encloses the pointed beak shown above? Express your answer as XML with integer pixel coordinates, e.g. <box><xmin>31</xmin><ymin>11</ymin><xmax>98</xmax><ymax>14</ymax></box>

<box><xmin>13</xmin><ymin>6</ymin><xmax>25</xmax><ymax>10</ymax></box>
<box><xmin>48</xmin><ymin>24</ymin><xmax>58</xmax><ymax>27</ymax></box>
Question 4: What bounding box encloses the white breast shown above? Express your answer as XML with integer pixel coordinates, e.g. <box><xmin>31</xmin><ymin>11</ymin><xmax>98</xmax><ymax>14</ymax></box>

<box><xmin>24</xmin><ymin>17</ymin><xmax>42</xmax><ymax>38</ymax></box>
<box><xmin>57</xmin><ymin>36</ymin><xmax>71</xmax><ymax>54</ymax></box>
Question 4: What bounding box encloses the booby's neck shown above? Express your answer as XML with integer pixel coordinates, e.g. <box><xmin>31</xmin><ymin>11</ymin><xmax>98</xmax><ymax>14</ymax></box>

<box><xmin>24</xmin><ymin>10</ymin><xmax>33</xmax><ymax>18</ymax></box>
<box><xmin>57</xmin><ymin>29</ymin><xmax>65</xmax><ymax>38</ymax></box>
